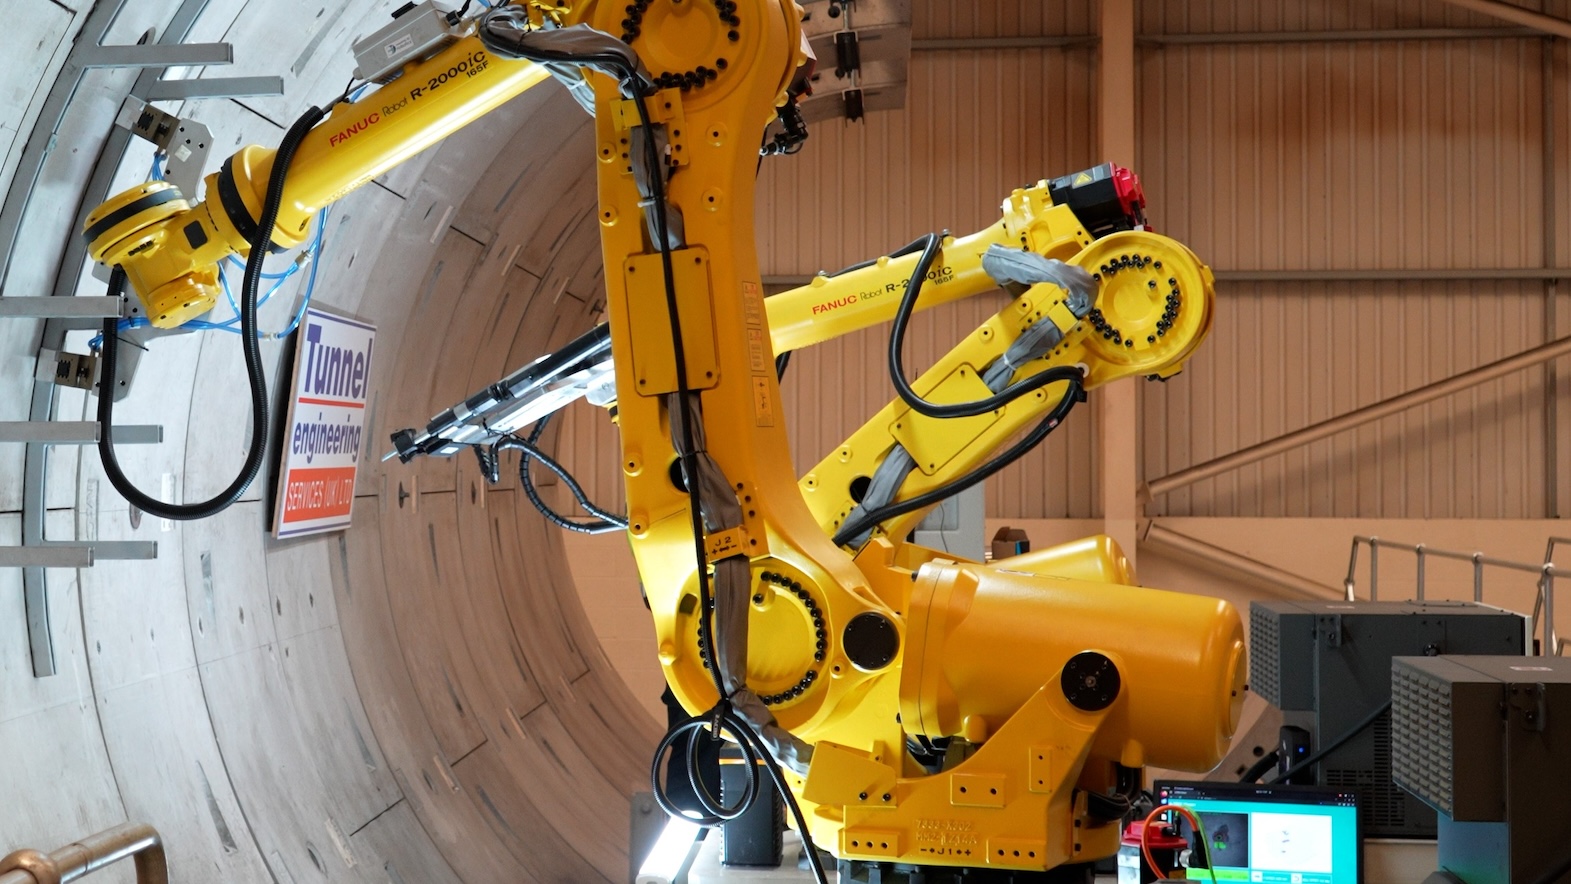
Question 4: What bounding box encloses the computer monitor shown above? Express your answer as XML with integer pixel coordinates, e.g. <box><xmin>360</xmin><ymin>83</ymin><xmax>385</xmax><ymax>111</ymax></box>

<box><xmin>1153</xmin><ymin>780</ymin><xmax>1361</xmax><ymax>884</ymax></box>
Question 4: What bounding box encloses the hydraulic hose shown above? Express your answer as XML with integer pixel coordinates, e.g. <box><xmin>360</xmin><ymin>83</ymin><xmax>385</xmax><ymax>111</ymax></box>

<box><xmin>97</xmin><ymin>105</ymin><xmax>326</xmax><ymax>521</ymax></box>
<box><xmin>889</xmin><ymin>232</ymin><xmax>1087</xmax><ymax>420</ymax></box>
<box><xmin>508</xmin><ymin>413</ymin><xmax>627</xmax><ymax>534</ymax></box>
<box><xmin>832</xmin><ymin>373</ymin><xmax>1084</xmax><ymax>547</ymax></box>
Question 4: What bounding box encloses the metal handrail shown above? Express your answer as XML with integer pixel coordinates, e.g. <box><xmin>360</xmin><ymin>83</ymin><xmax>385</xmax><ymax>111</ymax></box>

<box><xmin>1533</xmin><ymin>537</ymin><xmax>1571</xmax><ymax>657</ymax></box>
<box><xmin>1345</xmin><ymin>535</ymin><xmax>1565</xmax><ymax>656</ymax></box>
<box><xmin>0</xmin><ymin>823</ymin><xmax>167</xmax><ymax>884</ymax></box>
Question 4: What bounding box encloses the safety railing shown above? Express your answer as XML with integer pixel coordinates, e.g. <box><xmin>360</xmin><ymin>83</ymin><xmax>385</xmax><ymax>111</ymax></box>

<box><xmin>0</xmin><ymin>823</ymin><xmax>167</xmax><ymax>884</ymax></box>
<box><xmin>1344</xmin><ymin>536</ymin><xmax>1565</xmax><ymax>656</ymax></box>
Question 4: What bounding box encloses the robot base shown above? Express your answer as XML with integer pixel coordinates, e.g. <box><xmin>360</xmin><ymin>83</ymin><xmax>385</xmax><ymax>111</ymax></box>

<box><xmin>836</xmin><ymin>859</ymin><xmax>1097</xmax><ymax>884</ymax></box>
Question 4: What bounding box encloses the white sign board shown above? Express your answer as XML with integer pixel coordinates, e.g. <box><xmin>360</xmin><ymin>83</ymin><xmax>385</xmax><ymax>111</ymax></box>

<box><xmin>272</xmin><ymin>306</ymin><xmax>376</xmax><ymax>538</ymax></box>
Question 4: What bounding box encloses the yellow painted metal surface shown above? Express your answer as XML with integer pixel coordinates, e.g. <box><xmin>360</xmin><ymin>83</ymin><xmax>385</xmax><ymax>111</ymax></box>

<box><xmin>899</xmin><ymin>559</ymin><xmax>1245</xmax><ymax>769</ymax></box>
<box><xmin>621</xmin><ymin>247</ymin><xmax>720</xmax><ymax>395</ymax></box>
<box><xmin>800</xmin><ymin>228</ymin><xmax>1215</xmax><ymax>547</ymax></box>
<box><xmin>993</xmin><ymin>534</ymin><xmax>1135</xmax><ymax>586</ymax></box>
<box><xmin>80</xmin><ymin>0</ymin><xmax>1245</xmax><ymax>874</ymax></box>
<box><xmin>86</xmin><ymin>35</ymin><xmax>552</xmax><ymax>327</ymax></box>
<box><xmin>889</xmin><ymin>365</ymin><xmax>1000</xmax><ymax>477</ymax></box>
<box><xmin>764</xmin><ymin>195</ymin><xmax>1092</xmax><ymax>354</ymax></box>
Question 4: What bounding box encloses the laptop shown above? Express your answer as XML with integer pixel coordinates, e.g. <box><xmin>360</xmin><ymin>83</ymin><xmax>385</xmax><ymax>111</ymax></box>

<box><xmin>1151</xmin><ymin>780</ymin><xmax>1361</xmax><ymax>884</ymax></box>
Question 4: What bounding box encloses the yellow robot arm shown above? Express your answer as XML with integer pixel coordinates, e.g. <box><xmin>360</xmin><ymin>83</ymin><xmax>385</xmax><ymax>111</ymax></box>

<box><xmin>85</xmin><ymin>17</ymin><xmax>556</xmax><ymax>327</ymax></box>
<box><xmin>82</xmin><ymin>0</ymin><xmax>1245</xmax><ymax>877</ymax></box>
<box><xmin>763</xmin><ymin>176</ymin><xmax>1095</xmax><ymax>354</ymax></box>
<box><xmin>797</xmin><ymin>225</ymin><xmax>1214</xmax><ymax>550</ymax></box>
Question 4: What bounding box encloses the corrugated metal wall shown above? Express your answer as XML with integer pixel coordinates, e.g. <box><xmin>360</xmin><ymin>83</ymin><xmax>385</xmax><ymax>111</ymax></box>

<box><xmin>561</xmin><ymin>0</ymin><xmax>1571</xmax><ymax>522</ymax></box>
<box><xmin>1138</xmin><ymin>26</ymin><xmax>1558</xmax><ymax>518</ymax></box>
<box><xmin>1146</xmin><ymin>281</ymin><xmax>1550</xmax><ymax>518</ymax></box>
<box><xmin>756</xmin><ymin>4</ymin><xmax>1103</xmax><ymax>520</ymax></box>
<box><xmin>1138</xmin><ymin>0</ymin><xmax>1513</xmax><ymax>31</ymax></box>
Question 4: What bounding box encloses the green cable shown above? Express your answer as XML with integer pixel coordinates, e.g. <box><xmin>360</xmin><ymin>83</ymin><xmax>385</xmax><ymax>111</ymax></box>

<box><xmin>1187</xmin><ymin>810</ymin><xmax>1220</xmax><ymax>884</ymax></box>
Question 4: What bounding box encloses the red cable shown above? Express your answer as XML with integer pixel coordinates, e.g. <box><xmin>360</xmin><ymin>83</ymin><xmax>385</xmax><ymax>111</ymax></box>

<box><xmin>1140</xmin><ymin>803</ymin><xmax>1207</xmax><ymax>879</ymax></box>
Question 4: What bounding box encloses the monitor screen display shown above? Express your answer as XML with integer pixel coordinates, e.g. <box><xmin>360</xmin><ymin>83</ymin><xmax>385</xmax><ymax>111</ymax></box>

<box><xmin>1152</xmin><ymin>780</ymin><xmax>1360</xmax><ymax>884</ymax></box>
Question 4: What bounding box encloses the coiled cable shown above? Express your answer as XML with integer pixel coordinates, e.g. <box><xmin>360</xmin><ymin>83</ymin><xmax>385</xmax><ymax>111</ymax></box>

<box><xmin>96</xmin><ymin>104</ymin><xmax>326</xmax><ymax>520</ymax></box>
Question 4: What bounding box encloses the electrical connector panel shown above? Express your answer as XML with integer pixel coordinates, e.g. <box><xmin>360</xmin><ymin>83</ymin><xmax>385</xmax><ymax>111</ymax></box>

<box><xmin>352</xmin><ymin>1</ymin><xmax>459</xmax><ymax>84</ymax></box>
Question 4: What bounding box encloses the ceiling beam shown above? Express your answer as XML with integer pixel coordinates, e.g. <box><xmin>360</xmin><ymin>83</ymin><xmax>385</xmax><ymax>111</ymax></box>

<box><xmin>763</xmin><ymin>268</ymin><xmax>1571</xmax><ymax>288</ymax></box>
<box><xmin>908</xmin><ymin>28</ymin><xmax>1539</xmax><ymax>51</ymax></box>
<box><xmin>1139</xmin><ymin>26</ymin><xmax>1537</xmax><ymax>44</ymax></box>
<box><xmin>1432</xmin><ymin>0</ymin><xmax>1571</xmax><ymax>40</ymax></box>
<box><xmin>911</xmin><ymin>36</ymin><xmax>1097</xmax><ymax>50</ymax></box>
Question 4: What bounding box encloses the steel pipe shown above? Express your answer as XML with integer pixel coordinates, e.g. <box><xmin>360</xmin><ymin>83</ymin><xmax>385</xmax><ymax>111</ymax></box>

<box><xmin>1371</xmin><ymin>540</ymin><xmax>1380</xmax><ymax>600</ymax></box>
<box><xmin>1416</xmin><ymin>544</ymin><xmax>1427</xmax><ymax>600</ymax></box>
<box><xmin>1214</xmin><ymin>268</ymin><xmax>1571</xmax><ymax>282</ymax></box>
<box><xmin>1543</xmin><ymin>569</ymin><xmax>1559</xmax><ymax>657</ymax></box>
<box><xmin>1543</xmin><ymin>537</ymin><xmax>1571</xmax><ymax>571</ymax></box>
<box><xmin>0</xmin><ymin>423</ymin><xmax>162</xmax><ymax>445</ymax></box>
<box><xmin>762</xmin><ymin>268</ymin><xmax>1571</xmax><ymax>289</ymax></box>
<box><xmin>80</xmin><ymin>43</ymin><xmax>230</xmax><ymax>68</ymax></box>
<box><xmin>1434</xmin><ymin>0</ymin><xmax>1571</xmax><ymax>41</ymax></box>
<box><xmin>1343</xmin><ymin>537</ymin><xmax>1361</xmax><ymax>600</ymax></box>
<box><xmin>0</xmin><ymin>548</ymin><xmax>92</xmax><ymax>568</ymax></box>
<box><xmin>1138</xmin><ymin>27</ymin><xmax>1539</xmax><ymax>44</ymax></box>
<box><xmin>912</xmin><ymin>28</ymin><xmax>1544</xmax><ymax>51</ymax></box>
<box><xmin>1146</xmin><ymin>335</ymin><xmax>1571</xmax><ymax>499</ymax></box>
<box><xmin>1141</xmin><ymin>522</ymin><xmax>1339</xmax><ymax>599</ymax></box>
<box><xmin>1355</xmin><ymin>536</ymin><xmax>1557</xmax><ymax>577</ymax></box>
<box><xmin>0</xmin><ymin>298</ymin><xmax>123</xmax><ymax>319</ymax></box>
<box><xmin>912</xmin><ymin>36</ymin><xmax>1096</xmax><ymax>50</ymax></box>
<box><xmin>1346</xmin><ymin>536</ymin><xmax>1567</xmax><ymax>653</ymax></box>
<box><xmin>1415</xmin><ymin>546</ymin><xmax>1479</xmax><ymax>563</ymax></box>
<box><xmin>0</xmin><ymin>823</ymin><xmax>167</xmax><ymax>884</ymax></box>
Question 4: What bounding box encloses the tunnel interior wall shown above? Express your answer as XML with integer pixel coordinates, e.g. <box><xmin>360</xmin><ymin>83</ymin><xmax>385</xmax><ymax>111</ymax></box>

<box><xmin>0</xmin><ymin>1</ymin><xmax>660</xmax><ymax>881</ymax></box>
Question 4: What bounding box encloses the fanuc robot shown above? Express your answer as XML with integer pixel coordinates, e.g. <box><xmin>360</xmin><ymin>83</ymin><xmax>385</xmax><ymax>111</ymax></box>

<box><xmin>83</xmin><ymin>0</ymin><xmax>1245</xmax><ymax>879</ymax></box>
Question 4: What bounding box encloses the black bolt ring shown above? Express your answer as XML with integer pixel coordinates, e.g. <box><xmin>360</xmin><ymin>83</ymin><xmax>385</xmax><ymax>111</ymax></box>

<box><xmin>621</xmin><ymin>0</ymin><xmax>738</xmax><ymax>92</ymax></box>
<box><xmin>1091</xmin><ymin>254</ymin><xmax>1185</xmax><ymax>342</ymax></box>
<box><xmin>751</xmin><ymin>571</ymin><xmax>825</xmax><ymax>706</ymax></box>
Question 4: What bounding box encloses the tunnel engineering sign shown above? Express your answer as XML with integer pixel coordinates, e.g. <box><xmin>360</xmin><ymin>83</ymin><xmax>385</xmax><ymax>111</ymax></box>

<box><xmin>273</xmin><ymin>306</ymin><xmax>376</xmax><ymax>538</ymax></box>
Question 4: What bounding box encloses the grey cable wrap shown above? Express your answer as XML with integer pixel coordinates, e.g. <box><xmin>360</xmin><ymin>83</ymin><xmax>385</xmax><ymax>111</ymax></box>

<box><xmin>478</xmin><ymin>13</ymin><xmax>687</xmax><ymax>248</ymax></box>
<box><xmin>840</xmin><ymin>246</ymin><xmax>1098</xmax><ymax>548</ymax></box>
<box><xmin>631</xmin><ymin>126</ymin><xmax>685</xmax><ymax>248</ymax></box>
<box><xmin>839</xmin><ymin>446</ymin><xmax>917</xmax><ymax>549</ymax></box>
<box><xmin>667</xmin><ymin>393</ymin><xmax>814</xmax><ymax>774</ymax></box>
<box><xmin>980</xmin><ymin>245</ymin><xmax>1096</xmax><ymax>390</ymax></box>
<box><xmin>478</xmin><ymin>13</ymin><xmax>648</xmax><ymax>111</ymax></box>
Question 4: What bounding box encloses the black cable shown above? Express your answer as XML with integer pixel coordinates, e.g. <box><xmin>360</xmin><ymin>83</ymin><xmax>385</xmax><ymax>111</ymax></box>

<box><xmin>1265</xmin><ymin>700</ymin><xmax>1392</xmax><ymax>786</ymax></box>
<box><xmin>479</xmin><ymin>18</ymin><xmax>827</xmax><ymax>881</ymax></box>
<box><xmin>766</xmin><ymin>235</ymin><xmax>927</xmax><ymax>385</ymax></box>
<box><xmin>96</xmin><ymin>105</ymin><xmax>326</xmax><ymax>521</ymax></box>
<box><xmin>833</xmin><ymin>374</ymin><xmax>1083</xmax><ymax>547</ymax></box>
<box><xmin>1238</xmin><ymin>750</ymin><xmax>1281</xmax><ymax>784</ymax></box>
<box><xmin>626</xmin><ymin>83</ymin><xmax>841</xmax><ymax>881</ymax></box>
<box><xmin>628</xmin><ymin>75</ymin><xmax>724</xmax><ymax>703</ymax></box>
<box><xmin>627</xmin><ymin>52</ymin><xmax>829</xmax><ymax>884</ymax></box>
<box><xmin>653</xmin><ymin>708</ymin><xmax>761</xmax><ymax>824</ymax></box>
<box><xmin>505</xmin><ymin>413</ymin><xmax>626</xmax><ymax>534</ymax></box>
<box><xmin>1086</xmin><ymin>790</ymin><xmax>1131</xmax><ymax>823</ymax></box>
<box><xmin>477</xmin><ymin>5</ymin><xmax>712</xmax><ymax>693</ymax></box>
<box><xmin>824</xmin><ymin>233</ymin><xmax>930</xmax><ymax>278</ymax></box>
<box><xmin>888</xmin><ymin>232</ymin><xmax>1088</xmax><ymax>420</ymax></box>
